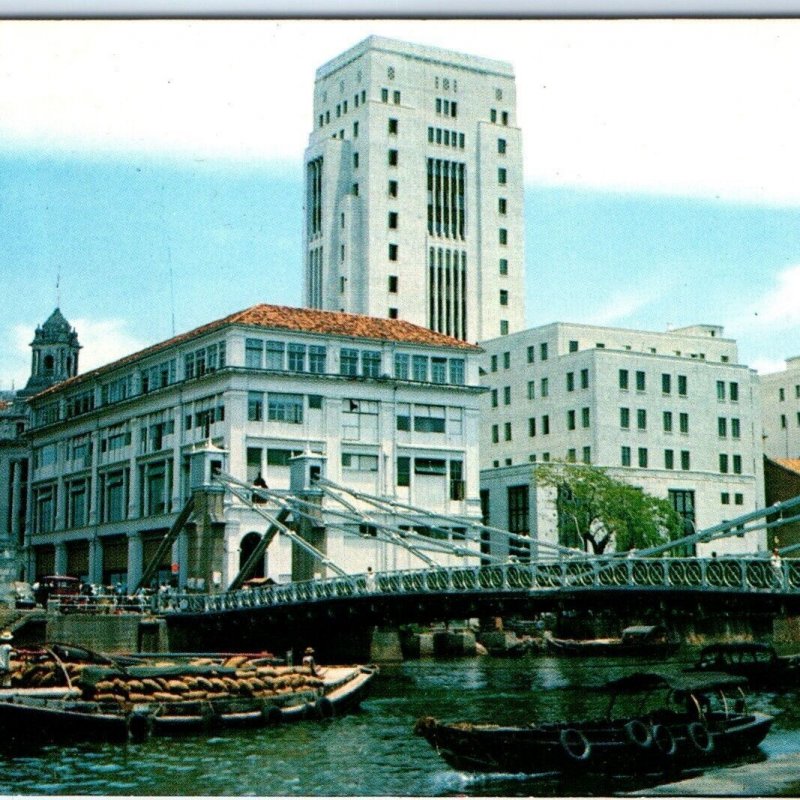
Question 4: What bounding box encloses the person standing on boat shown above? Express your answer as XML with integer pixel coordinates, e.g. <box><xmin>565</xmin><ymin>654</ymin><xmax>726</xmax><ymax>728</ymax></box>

<box><xmin>0</xmin><ymin>630</ymin><xmax>13</xmax><ymax>687</ymax></box>
<box><xmin>302</xmin><ymin>646</ymin><xmax>318</xmax><ymax>676</ymax></box>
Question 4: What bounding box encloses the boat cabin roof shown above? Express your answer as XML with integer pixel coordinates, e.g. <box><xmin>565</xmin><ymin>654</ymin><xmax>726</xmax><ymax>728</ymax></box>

<box><xmin>602</xmin><ymin>671</ymin><xmax>746</xmax><ymax>695</ymax></box>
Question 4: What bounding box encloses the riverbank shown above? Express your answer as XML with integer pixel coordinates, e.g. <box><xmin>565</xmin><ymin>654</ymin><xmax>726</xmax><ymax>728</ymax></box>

<box><xmin>631</xmin><ymin>752</ymin><xmax>800</xmax><ymax>796</ymax></box>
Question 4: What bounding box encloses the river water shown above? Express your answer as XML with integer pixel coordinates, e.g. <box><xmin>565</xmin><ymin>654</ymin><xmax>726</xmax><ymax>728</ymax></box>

<box><xmin>2</xmin><ymin>651</ymin><xmax>800</xmax><ymax>796</ymax></box>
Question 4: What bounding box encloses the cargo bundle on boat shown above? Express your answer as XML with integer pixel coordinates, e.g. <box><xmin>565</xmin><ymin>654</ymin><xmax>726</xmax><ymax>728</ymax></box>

<box><xmin>415</xmin><ymin>671</ymin><xmax>771</xmax><ymax>777</ymax></box>
<box><xmin>0</xmin><ymin>645</ymin><xmax>376</xmax><ymax>746</ymax></box>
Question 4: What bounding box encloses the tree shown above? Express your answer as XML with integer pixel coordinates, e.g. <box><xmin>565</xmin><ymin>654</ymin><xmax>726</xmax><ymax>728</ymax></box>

<box><xmin>535</xmin><ymin>462</ymin><xmax>683</xmax><ymax>555</ymax></box>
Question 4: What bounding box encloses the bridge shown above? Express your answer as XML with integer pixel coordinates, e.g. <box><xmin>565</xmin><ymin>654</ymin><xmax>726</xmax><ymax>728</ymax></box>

<box><xmin>136</xmin><ymin>476</ymin><xmax>800</xmax><ymax>658</ymax></box>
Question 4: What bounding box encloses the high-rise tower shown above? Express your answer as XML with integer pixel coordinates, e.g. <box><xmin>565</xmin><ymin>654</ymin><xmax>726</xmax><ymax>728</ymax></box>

<box><xmin>304</xmin><ymin>36</ymin><xmax>525</xmax><ymax>342</ymax></box>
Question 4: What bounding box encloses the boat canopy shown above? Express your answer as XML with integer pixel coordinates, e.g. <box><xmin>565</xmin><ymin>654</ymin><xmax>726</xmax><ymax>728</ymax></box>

<box><xmin>601</xmin><ymin>671</ymin><xmax>746</xmax><ymax>695</ymax></box>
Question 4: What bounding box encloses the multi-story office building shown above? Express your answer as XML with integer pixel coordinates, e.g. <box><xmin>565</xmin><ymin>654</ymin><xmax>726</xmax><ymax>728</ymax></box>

<box><xmin>23</xmin><ymin>304</ymin><xmax>484</xmax><ymax>589</ymax></box>
<box><xmin>303</xmin><ymin>36</ymin><xmax>525</xmax><ymax>343</ymax></box>
<box><xmin>479</xmin><ymin>322</ymin><xmax>765</xmax><ymax>557</ymax></box>
<box><xmin>760</xmin><ymin>357</ymin><xmax>800</xmax><ymax>459</ymax></box>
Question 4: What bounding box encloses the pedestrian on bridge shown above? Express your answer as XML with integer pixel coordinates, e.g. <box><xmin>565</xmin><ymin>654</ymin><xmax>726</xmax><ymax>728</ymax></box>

<box><xmin>771</xmin><ymin>548</ymin><xmax>784</xmax><ymax>589</ymax></box>
<box><xmin>0</xmin><ymin>630</ymin><xmax>13</xmax><ymax>688</ymax></box>
<box><xmin>366</xmin><ymin>566</ymin><xmax>376</xmax><ymax>593</ymax></box>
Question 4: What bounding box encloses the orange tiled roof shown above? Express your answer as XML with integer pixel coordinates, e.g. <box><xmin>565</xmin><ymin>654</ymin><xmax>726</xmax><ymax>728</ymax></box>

<box><xmin>773</xmin><ymin>458</ymin><xmax>800</xmax><ymax>475</ymax></box>
<box><xmin>32</xmin><ymin>304</ymin><xmax>480</xmax><ymax>400</ymax></box>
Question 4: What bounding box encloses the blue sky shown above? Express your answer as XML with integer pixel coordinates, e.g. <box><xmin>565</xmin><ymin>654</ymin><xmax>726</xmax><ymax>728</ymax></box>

<box><xmin>2</xmin><ymin>19</ymin><xmax>800</xmax><ymax>387</ymax></box>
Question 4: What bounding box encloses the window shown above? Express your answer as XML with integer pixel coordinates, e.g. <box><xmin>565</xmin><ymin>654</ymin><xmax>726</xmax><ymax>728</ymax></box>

<box><xmin>308</xmin><ymin>395</ymin><xmax>322</xmax><ymax>409</ymax></box>
<box><xmin>381</xmin><ymin>88</ymin><xmax>388</xmax><ymax>102</ymax></box>
<box><xmin>663</xmin><ymin>411</ymin><xmax>673</xmax><ymax>432</ymax></box>
<box><xmin>429</xmin><ymin>357</ymin><xmax>446</xmax><ymax>385</ymax></box>
<box><xmin>679</xmin><ymin>412</ymin><xmax>689</xmax><ymax>434</ymax></box>
<box><xmin>678</xmin><ymin>375</ymin><xmax>687</xmax><ymax>396</ymax></box>
<box><xmin>500</xmin><ymin>320</ymin><xmax>509</xmax><ymax>336</ymax></box>
<box><xmin>449</xmin><ymin>358</ymin><xmax>465</xmax><ymax>385</ymax></box>
<box><xmin>498</xmin><ymin>167</ymin><xmax>507</xmax><ymax>184</ymax></box>
<box><xmin>781</xmin><ymin>414</ymin><xmax>788</xmax><ymax>429</ymax></box>
<box><xmin>414</xmin><ymin>405</ymin><xmax>446</xmax><ymax>434</ymax></box>
<box><xmin>497</xmin><ymin>138</ymin><xmax>507</xmax><ymax>154</ymax></box>
<box><xmin>491</xmin><ymin>424</ymin><xmax>499</xmax><ymax>444</ymax></box>
<box><xmin>582</xmin><ymin>446</ymin><xmax>591</xmax><ymax>464</ymax></box>
<box><xmin>490</xmin><ymin>108</ymin><xmax>497</xmax><ymax>122</ymax></box>
<box><xmin>412</xmin><ymin>355</ymin><xmax>428</xmax><ymax>382</ymax></box>
<box><xmin>527</xmin><ymin>345</ymin><xmax>534</xmax><ymax>363</ymax></box>
<box><xmin>780</xmin><ymin>387</ymin><xmax>785</xmax><ymax>401</ymax></box>
<box><xmin>638</xmin><ymin>448</ymin><xmax>648</xmax><ymax>468</ymax></box>
<box><xmin>503</xmin><ymin>351</ymin><xmax>511</xmax><ymax>369</ymax></box>
<box><xmin>353</xmin><ymin>152</ymin><xmax>359</xmax><ymax>168</ymax></box>
<box><xmin>362</xmin><ymin>351</ymin><xmax>381</xmax><ymax>377</ymax></box>
<box><xmin>569</xmin><ymin>340</ymin><xmax>579</xmax><ymax>353</ymax></box>
<box><xmin>620</xmin><ymin>407</ymin><xmax>630</xmax><ymax>429</ymax></box>
<box><xmin>245</xmin><ymin>338</ymin><xmax>263</xmax><ymax>369</ymax></box>
<box><xmin>502</xmin><ymin>111</ymin><xmax>509</xmax><ymax>125</ymax></box>
<box><xmin>662</xmin><ymin>374</ymin><xmax>671</xmax><ymax>394</ymax></box>
<box><xmin>268</xmin><ymin>393</ymin><xmax>303</xmax><ymax>424</ymax></box>
<box><xmin>636</xmin><ymin>371</ymin><xmax>646</xmax><ymax>391</ymax></box>
<box><xmin>490</xmin><ymin>354</ymin><xmax>498</xmax><ymax>372</ymax></box>
<box><xmin>731</xmin><ymin>418</ymin><xmax>741</xmax><ymax>438</ymax></box>
<box><xmin>721</xmin><ymin>492</ymin><xmax>730</xmax><ymax>505</ymax></box>
<box><xmin>717</xmin><ymin>380</ymin><xmax>726</xmax><ymax>400</ymax></box>
<box><xmin>388</xmin><ymin>211</ymin><xmax>398</xmax><ymax>229</ymax></box>
<box><xmin>540</xmin><ymin>343</ymin><xmax>548</xmax><ymax>361</ymax></box>
<box><xmin>619</xmin><ymin>369</ymin><xmax>629</xmax><ymax>390</ymax></box>
<box><xmin>541</xmin><ymin>377</ymin><xmax>549</xmax><ymax>397</ymax></box>
<box><xmin>388</xmin><ymin>117</ymin><xmax>398</xmax><ymax>134</ymax></box>
<box><xmin>341</xmin><ymin>348</ymin><xmax>359</xmax><ymax>376</ymax></box>
<box><xmin>491</xmin><ymin>389</ymin><xmax>498</xmax><ymax>408</ymax></box>
<box><xmin>504</xmin><ymin>422</ymin><xmax>512</xmax><ymax>441</ymax></box>
<box><xmin>309</xmin><ymin>345</ymin><xmax>326</xmax><ymax>374</ymax></box>
<box><xmin>730</xmin><ymin>382</ymin><xmax>739</xmax><ymax>402</ymax></box>
<box><xmin>499</xmin><ymin>258</ymin><xmax>508</xmax><ymax>275</ymax></box>
<box><xmin>621</xmin><ymin>446</ymin><xmax>631</xmax><ymax>467</ymax></box>
<box><xmin>265</xmin><ymin>341</ymin><xmax>284</xmax><ymax>370</ymax></box>
<box><xmin>582</xmin><ymin>407</ymin><xmax>590</xmax><ymax>428</ymax></box>
<box><xmin>527</xmin><ymin>380</ymin><xmax>535</xmax><ymax>400</ymax></box>
<box><xmin>542</xmin><ymin>415</ymin><xmax>550</xmax><ymax>435</ymax></box>
<box><xmin>393</xmin><ymin>90</ymin><xmax>400</xmax><ymax>104</ymax></box>
<box><xmin>580</xmin><ymin>369</ymin><xmax>589</xmax><ymax>389</ymax></box>
<box><xmin>680</xmin><ymin>450</ymin><xmax>690</xmax><ymax>470</ymax></box>
<box><xmin>267</xmin><ymin>448</ymin><xmax>302</xmax><ymax>467</ymax></box>
<box><xmin>353</xmin><ymin>121</ymin><xmax>358</xmax><ymax>137</ymax></box>
<box><xmin>499</xmin><ymin>289</ymin><xmax>508</xmax><ymax>306</ymax></box>
<box><xmin>388</xmin><ymin>149</ymin><xmax>398</xmax><ymax>166</ymax></box>
<box><xmin>287</xmin><ymin>343</ymin><xmax>306</xmax><ymax>372</ymax></box>
<box><xmin>735</xmin><ymin>493</ymin><xmax>744</xmax><ymax>505</ymax></box>
<box><xmin>507</xmin><ymin>486</ymin><xmax>530</xmax><ymax>558</ymax></box>
<box><xmin>388</xmin><ymin>243</ymin><xmax>398</xmax><ymax>261</ymax></box>
<box><xmin>499</xmin><ymin>228</ymin><xmax>507</xmax><ymax>245</ymax></box>
<box><xmin>503</xmin><ymin>385</ymin><xmax>511</xmax><ymax>405</ymax></box>
<box><xmin>567</xmin><ymin>410</ymin><xmax>576</xmax><ymax>430</ymax></box>
<box><xmin>342</xmin><ymin>453</ymin><xmax>379</xmax><ymax>472</ymax></box>
<box><xmin>498</xmin><ymin>197</ymin><xmax>507</xmax><ymax>215</ymax></box>
<box><xmin>719</xmin><ymin>453</ymin><xmax>729</xmax><ymax>473</ymax></box>
<box><xmin>665</xmin><ymin>449</ymin><xmax>674</xmax><ymax>470</ymax></box>
<box><xmin>718</xmin><ymin>417</ymin><xmax>727</xmax><ymax>437</ymax></box>
<box><xmin>567</xmin><ymin>448</ymin><xmax>576</xmax><ymax>463</ymax></box>
<box><xmin>733</xmin><ymin>454</ymin><xmax>742</xmax><ymax>474</ymax></box>
<box><xmin>637</xmin><ymin>409</ymin><xmax>647</xmax><ymax>430</ymax></box>
<box><xmin>566</xmin><ymin>372</ymin><xmax>575</xmax><ymax>392</ymax></box>
<box><xmin>247</xmin><ymin>391</ymin><xmax>263</xmax><ymax>421</ymax></box>
<box><xmin>394</xmin><ymin>353</ymin><xmax>409</xmax><ymax>380</ymax></box>
<box><xmin>529</xmin><ymin>417</ymin><xmax>536</xmax><ymax>437</ymax></box>
<box><xmin>388</xmin><ymin>180</ymin><xmax>398</xmax><ymax>197</ymax></box>
<box><xmin>397</xmin><ymin>456</ymin><xmax>411</xmax><ymax>487</ymax></box>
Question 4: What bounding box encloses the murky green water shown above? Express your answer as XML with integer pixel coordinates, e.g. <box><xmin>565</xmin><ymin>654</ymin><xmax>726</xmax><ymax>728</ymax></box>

<box><xmin>0</xmin><ymin>652</ymin><xmax>798</xmax><ymax>796</ymax></box>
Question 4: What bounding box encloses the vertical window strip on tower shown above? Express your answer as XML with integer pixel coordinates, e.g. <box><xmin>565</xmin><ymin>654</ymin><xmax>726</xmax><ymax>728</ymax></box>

<box><xmin>428</xmin><ymin>247</ymin><xmax>467</xmax><ymax>340</ymax></box>
<box><xmin>307</xmin><ymin>157</ymin><xmax>323</xmax><ymax>237</ymax></box>
<box><xmin>427</xmin><ymin>158</ymin><xmax>466</xmax><ymax>241</ymax></box>
<box><xmin>307</xmin><ymin>246</ymin><xmax>323</xmax><ymax>309</ymax></box>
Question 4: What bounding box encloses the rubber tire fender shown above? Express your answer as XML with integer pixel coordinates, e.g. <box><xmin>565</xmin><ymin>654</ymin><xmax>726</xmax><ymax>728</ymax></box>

<box><xmin>263</xmin><ymin>705</ymin><xmax>283</xmax><ymax>726</ymax></box>
<box><xmin>559</xmin><ymin>728</ymin><xmax>592</xmax><ymax>762</ymax></box>
<box><xmin>651</xmin><ymin>724</ymin><xmax>676</xmax><ymax>757</ymax></box>
<box><xmin>128</xmin><ymin>712</ymin><xmax>152</xmax><ymax>743</ymax></box>
<box><xmin>315</xmin><ymin>697</ymin><xmax>335</xmax><ymax>719</ymax></box>
<box><xmin>624</xmin><ymin>719</ymin><xmax>653</xmax><ymax>749</ymax></box>
<box><xmin>687</xmin><ymin>721</ymin><xmax>714</xmax><ymax>754</ymax></box>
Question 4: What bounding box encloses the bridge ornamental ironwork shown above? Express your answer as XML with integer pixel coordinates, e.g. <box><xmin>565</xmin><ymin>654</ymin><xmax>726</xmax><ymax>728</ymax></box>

<box><xmin>149</xmin><ymin>557</ymin><xmax>800</xmax><ymax>616</ymax></box>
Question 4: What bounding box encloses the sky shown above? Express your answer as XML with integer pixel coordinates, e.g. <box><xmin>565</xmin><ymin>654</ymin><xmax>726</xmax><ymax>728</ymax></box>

<box><xmin>2</xmin><ymin>18</ymin><xmax>800</xmax><ymax>389</ymax></box>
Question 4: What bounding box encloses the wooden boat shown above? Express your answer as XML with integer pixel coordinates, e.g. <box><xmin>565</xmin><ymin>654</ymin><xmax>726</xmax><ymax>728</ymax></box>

<box><xmin>690</xmin><ymin>641</ymin><xmax>800</xmax><ymax>688</ymax></box>
<box><xmin>544</xmin><ymin>625</ymin><xmax>679</xmax><ymax>658</ymax></box>
<box><xmin>415</xmin><ymin>672</ymin><xmax>772</xmax><ymax>777</ymax></box>
<box><xmin>0</xmin><ymin>647</ymin><xmax>376</xmax><ymax>746</ymax></box>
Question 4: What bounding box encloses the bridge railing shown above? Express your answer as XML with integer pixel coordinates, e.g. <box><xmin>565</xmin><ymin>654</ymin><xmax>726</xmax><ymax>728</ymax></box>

<box><xmin>152</xmin><ymin>556</ymin><xmax>800</xmax><ymax>615</ymax></box>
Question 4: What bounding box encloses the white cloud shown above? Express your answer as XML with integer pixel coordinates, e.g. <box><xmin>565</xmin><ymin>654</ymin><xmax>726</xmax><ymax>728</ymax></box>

<box><xmin>751</xmin><ymin>357</ymin><xmax>788</xmax><ymax>376</ymax></box>
<box><xmin>584</xmin><ymin>282</ymin><xmax>668</xmax><ymax>327</ymax></box>
<box><xmin>736</xmin><ymin>264</ymin><xmax>800</xmax><ymax>333</ymax></box>
<box><xmin>2</xmin><ymin>19</ymin><xmax>800</xmax><ymax>204</ymax></box>
<box><xmin>4</xmin><ymin>317</ymin><xmax>148</xmax><ymax>390</ymax></box>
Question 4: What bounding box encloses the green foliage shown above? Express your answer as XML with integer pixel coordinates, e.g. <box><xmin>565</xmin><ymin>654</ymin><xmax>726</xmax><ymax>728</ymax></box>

<box><xmin>535</xmin><ymin>462</ymin><xmax>683</xmax><ymax>555</ymax></box>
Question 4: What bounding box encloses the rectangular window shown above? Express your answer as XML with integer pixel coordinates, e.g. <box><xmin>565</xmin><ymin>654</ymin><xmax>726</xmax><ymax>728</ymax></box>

<box><xmin>621</xmin><ymin>446</ymin><xmax>631</xmax><ymax>467</ymax></box>
<box><xmin>719</xmin><ymin>453</ymin><xmax>729</xmax><ymax>473</ymax></box>
<box><xmin>731</xmin><ymin>418</ymin><xmax>741</xmax><ymax>438</ymax></box>
<box><xmin>665</xmin><ymin>449</ymin><xmax>674</xmax><ymax>469</ymax></box>
<box><xmin>662</xmin><ymin>373</ymin><xmax>671</xmax><ymax>394</ymax></box>
<box><xmin>730</xmin><ymin>382</ymin><xmax>739</xmax><ymax>401</ymax></box>
<box><xmin>490</xmin><ymin>354</ymin><xmax>498</xmax><ymax>372</ymax></box>
<box><xmin>663</xmin><ymin>411</ymin><xmax>673</xmax><ymax>432</ymax></box>
<box><xmin>388</xmin><ymin>211</ymin><xmax>398</xmax><ymax>229</ymax></box>
<box><xmin>681</xmin><ymin>450</ymin><xmax>691</xmax><ymax>470</ymax></box>
<box><xmin>491</xmin><ymin>424</ymin><xmax>499</xmax><ymax>444</ymax></box>
<box><xmin>582</xmin><ymin>407</ymin><xmax>590</xmax><ymax>428</ymax></box>
<box><xmin>567</xmin><ymin>410</ymin><xmax>576</xmax><ymax>430</ymax></box>
<box><xmin>503</xmin><ymin>351</ymin><xmax>511</xmax><ymax>369</ymax></box>
<box><xmin>503</xmin><ymin>386</ymin><xmax>511</xmax><ymax>405</ymax></box>
<box><xmin>638</xmin><ymin>447</ymin><xmax>648</xmax><ymax>468</ymax></box>
<box><xmin>267</xmin><ymin>448</ymin><xmax>302</xmax><ymax>467</ymax></box>
<box><xmin>718</xmin><ymin>417</ymin><xmax>727</xmax><ymax>437</ymax></box>
<box><xmin>497</xmin><ymin>138</ymin><xmax>507</xmax><ymax>154</ymax></box>
<box><xmin>580</xmin><ymin>369</ymin><xmax>589</xmax><ymax>389</ymax></box>
<box><xmin>717</xmin><ymin>380</ymin><xmax>726</xmax><ymax>400</ymax></box>
<box><xmin>245</xmin><ymin>338</ymin><xmax>263</xmax><ymax>369</ymax></box>
<box><xmin>414</xmin><ymin>405</ymin><xmax>446</xmax><ymax>434</ymax></box>
<box><xmin>637</xmin><ymin>408</ymin><xmax>647</xmax><ymax>430</ymax></box>
<box><xmin>582</xmin><ymin>446</ymin><xmax>591</xmax><ymax>464</ymax></box>
<box><xmin>412</xmin><ymin>355</ymin><xmax>428</xmax><ymax>382</ymax></box>
<box><xmin>498</xmin><ymin>167</ymin><xmax>507</xmax><ymax>184</ymax></box>
<box><xmin>636</xmin><ymin>371</ymin><xmax>646</xmax><ymax>391</ymax></box>
<box><xmin>499</xmin><ymin>289</ymin><xmax>508</xmax><ymax>306</ymax></box>
<box><xmin>678</xmin><ymin>375</ymin><xmax>687</xmax><ymax>396</ymax></box>
<box><xmin>393</xmin><ymin>90</ymin><xmax>401</xmax><ymax>104</ymax></box>
<box><xmin>394</xmin><ymin>353</ymin><xmax>409</xmax><ymax>380</ymax></box>
<box><xmin>619</xmin><ymin>369</ymin><xmax>629</xmax><ymax>390</ymax></box>
<box><xmin>735</xmin><ymin>493</ymin><xmax>744</xmax><ymax>505</ymax></box>
<box><xmin>567</xmin><ymin>448</ymin><xmax>576</xmax><ymax>463</ymax></box>
<box><xmin>388</xmin><ymin>149</ymin><xmax>398</xmax><ymax>166</ymax></box>
<box><xmin>267</xmin><ymin>393</ymin><xmax>303</xmax><ymax>424</ymax></box>
<box><xmin>388</xmin><ymin>275</ymin><xmax>398</xmax><ymax>293</ymax></box>
<box><xmin>388</xmin><ymin>180</ymin><xmax>398</xmax><ymax>197</ymax></box>
<box><xmin>504</xmin><ymin>422</ymin><xmax>512</xmax><ymax>441</ymax></box>
<box><xmin>620</xmin><ymin>407</ymin><xmax>630</xmax><ymax>429</ymax></box>
<box><xmin>381</xmin><ymin>88</ymin><xmax>388</xmax><ymax>102</ymax></box>
<box><xmin>527</xmin><ymin>380</ymin><xmax>535</xmax><ymax>400</ymax></box>
<box><xmin>529</xmin><ymin>417</ymin><xmax>536</xmax><ymax>437</ymax></box>
<box><xmin>431</xmin><ymin>357</ymin><xmax>447</xmax><ymax>384</ymax></box>
<box><xmin>247</xmin><ymin>391</ymin><xmax>263</xmax><ymax>421</ymax></box>
<box><xmin>499</xmin><ymin>258</ymin><xmax>508</xmax><ymax>275</ymax></box>
<box><xmin>679</xmin><ymin>412</ymin><xmax>689</xmax><ymax>434</ymax></box>
<box><xmin>308</xmin><ymin>394</ymin><xmax>322</xmax><ymax>409</ymax></box>
<box><xmin>265</xmin><ymin>341</ymin><xmax>284</xmax><ymax>370</ymax></box>
<box><xmin>353</xmin><ymin>152</ymin><xmax>359</xmax><ymax>168</ymax></box>
<box><xmin>527</xmin><ymin>345</ymin><xmax>534</xmax><ymax>363</ymax></box>
<box><xmin>733</xmin><ymin>454</ymin><xmax>742</xmax><ymax>474</ymax></box>
<box><xmin>498</xmin><ymin>197</ymin><xmax>507</xmax><ymax>215</ymax></box>
<box><xmin>541</xmin><ymin>377</ymin><xmax>549</xmax><ymax>397</ymax></box>
<box><xmin>499</xmin><ymin>228</ymin><xmax>508</xmax><ymax>245</ymax></box>
<box><xmin>540</xmin><ymin>342</ymin><xmax>548</xmax><ymax>361</ymax></box>
<box><xmin>490</xmin><ymin>389</ymin><xmax>498</xmax><ymax>408</ymax></box>
<box><xmin>341</xmin><ymin>453</ymin><xmax>379</xmax><ymax>472</ymax></box>
<box><xmin>397</xmin><ymin>456</ymin><xmax>411</xmax><ymax>487</ymax></box>
<box><xmin>340</xmin><ymin>348</ymin><xmax>359</xmax><ymax>376</ymax></box>
<box><xmin>542</xmin><ymin>415</ymin><xmax>550</xmax><ymax>435</ymax></box>
<box><xmin>308</xmin><ymin>345</ymin><xmax>326</xmax><ymax>374</ymax></box>
<box><xmin>569</xmin><ymin>340</ymin><xmax>579</xmax><ymax>353</ymax></box>
<box><xmin>388</xmin><ymin>243</ymin><xmax>398</xmax><ymax>261</ymax></box>
<box><xmin>361</xmin><ymin>351</ymin><xmax>381</xmax><ymax>378</ymax></box>
<box><xmin>566</xmin><ymin>372</ymin><xmax>575</xmax><ymax>392</ymax></box>
<box><xmin>287</xmin><ymin>343</ymin><xmax>306</xmax><ymax>372</ymax></box>
<box><xmin>721</xmin><ymin>492</ymin><xmax>730</xmax><ymax>505</ymax></box>
<box><xmin>388</xmin><ymin>117</ymin><xmax>398</xmax><ymax>134</ymax></box>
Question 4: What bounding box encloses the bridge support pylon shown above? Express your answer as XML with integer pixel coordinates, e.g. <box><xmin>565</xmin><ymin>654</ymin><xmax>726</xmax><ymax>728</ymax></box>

<box><xmin>369</xmin><ymin>627</ymin><xmax>403</xmax><ymax>662</ymax></box>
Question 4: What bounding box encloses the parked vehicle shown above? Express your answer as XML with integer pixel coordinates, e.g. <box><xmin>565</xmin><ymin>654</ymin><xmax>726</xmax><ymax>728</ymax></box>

<box><xmin>690</xmin><ymin>641</ymin><xmax>800</xmax><ymax>688</ymax></box>
<box><xmin>544</xmin><ymin>625</ymin><xmax>679</xmax><ymax>658</ymax></box>
<box><xmin>415</xmin><ymin>671</ymin><xmax>771</xmax><ymax>777</ymax></box>
<box><xmin>12</xmin><ymin>582</ymin><xmax>35</xmax><ymax>610</ymax></box>
<box><xmin>33</xmin><ymin>576</ymin><xmax>81</xmax><ymax>607</ymax></box>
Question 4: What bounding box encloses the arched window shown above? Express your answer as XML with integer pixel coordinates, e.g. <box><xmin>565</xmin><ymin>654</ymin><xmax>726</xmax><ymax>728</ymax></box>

<box><xmin>239</xmin><ymin>532</ymin><xmax>265</xmax><ymax>578</ymax></box>
<box><xmin>43</xmin><ymin>354</ymin><xmax>54</xmax><ymax>374</ymax></box>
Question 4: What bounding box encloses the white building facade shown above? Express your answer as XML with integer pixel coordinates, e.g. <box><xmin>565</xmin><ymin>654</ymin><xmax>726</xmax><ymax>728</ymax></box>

<box><xmin>24</xmin><ymin>304</ymin><xmax>484</xmax><ymax>589</ymax></box>
<box><xmin>479</xmin><ymin>322</ymin><xmax>765</xmax><ymax>557</ymax></box>
<box><xmin>760</xmin><ymin>356</ymin><xmax>800</xmax><ymax>460</ymax></box>
<box><xmin>303</xmin><ymin>36</ymin><xmax>525</xmax><ymax>343</ymax></box>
